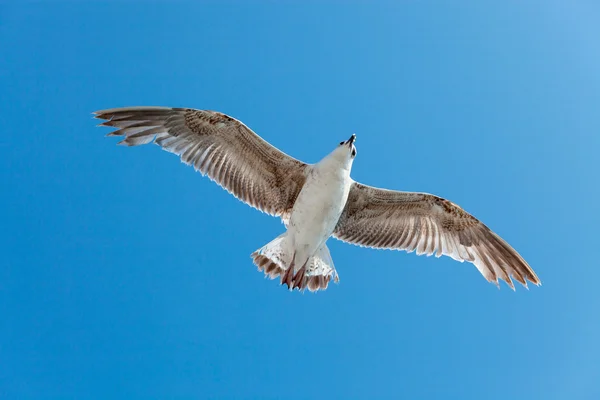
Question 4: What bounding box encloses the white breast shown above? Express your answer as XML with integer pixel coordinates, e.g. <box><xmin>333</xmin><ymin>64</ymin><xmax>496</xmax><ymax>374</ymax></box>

<box><xmin>287</xmin><ymin>163</ymin><xmax>352</xmax><ymax>264</ymax></box>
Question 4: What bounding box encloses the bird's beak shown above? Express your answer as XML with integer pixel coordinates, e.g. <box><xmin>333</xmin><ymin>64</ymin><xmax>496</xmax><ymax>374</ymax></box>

<box><xmin>345</xmin><ymin>134</ymin><xmax>356</xmax><ymax>146</ymax></box>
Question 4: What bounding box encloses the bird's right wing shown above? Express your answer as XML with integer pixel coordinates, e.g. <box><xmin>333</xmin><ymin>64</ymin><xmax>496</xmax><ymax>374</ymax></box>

<box><xmin>95</xmin><ymin>107</ymin><xmax>308</xmax><ymax>220</ymax></box>
<box><xmin>333</xmin><ymin>182</ymin><xmax>540</xmax><ymax>289</ymax></box>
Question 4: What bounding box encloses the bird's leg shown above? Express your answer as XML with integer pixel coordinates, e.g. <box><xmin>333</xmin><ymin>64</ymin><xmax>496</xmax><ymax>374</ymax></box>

<box><xmin>281</xmin><ymin>258</ymin><xmax>295</xmax><ymax>289</ymax></box>
<box><xmin>292</xmin><ymin>266</ymin><xmax>306</xmax><ymax>290</ymax></box>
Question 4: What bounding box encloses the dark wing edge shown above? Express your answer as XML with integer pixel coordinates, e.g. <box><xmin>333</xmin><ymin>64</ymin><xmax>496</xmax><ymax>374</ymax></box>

<box><xmin>94</xmin><ymin>106</ymin><xmax>308</xmax><ymax>219</ymax></box>
<box><xmin>333</xmin><ymin>182</ymin><xmax>541</xmax><ymax>289</ymax></box>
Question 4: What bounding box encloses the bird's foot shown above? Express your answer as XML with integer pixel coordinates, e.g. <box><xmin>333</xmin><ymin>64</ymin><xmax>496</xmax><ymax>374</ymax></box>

<box><xmin>281</xmin><ymin>266</ymin><xmax>307</xmax><ymax>291</ymax></box>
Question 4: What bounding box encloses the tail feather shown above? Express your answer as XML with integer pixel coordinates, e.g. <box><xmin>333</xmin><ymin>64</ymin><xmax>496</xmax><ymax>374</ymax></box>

<box><xmin>251</xmin><ymin>234</ymin><xmax>337</xmax><ymax>292</ymax></box>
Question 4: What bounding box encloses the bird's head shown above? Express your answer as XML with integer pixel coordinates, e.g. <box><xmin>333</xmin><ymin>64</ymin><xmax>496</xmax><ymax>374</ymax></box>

<box><xmin>325</xmin><ymin>134</ymin><xmax>357</xmax><ymax>171</ymax></box>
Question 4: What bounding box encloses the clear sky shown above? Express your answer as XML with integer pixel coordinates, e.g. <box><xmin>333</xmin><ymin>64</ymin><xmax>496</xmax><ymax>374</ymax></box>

<box><xmin>1</xmin><ymin>2</ymin><xmax>599</xmax><ymax>399</ymax></box>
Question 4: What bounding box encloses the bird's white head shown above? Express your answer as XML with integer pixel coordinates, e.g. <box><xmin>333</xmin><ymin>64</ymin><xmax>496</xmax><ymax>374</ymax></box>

<box><xmin>322</xmin><ymin>134</ymin><xmax>357</xmax><ymax>172</ymax></box>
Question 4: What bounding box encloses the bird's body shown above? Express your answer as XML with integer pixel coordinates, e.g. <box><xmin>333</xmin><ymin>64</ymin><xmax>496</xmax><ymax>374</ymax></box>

<box><xmin>287</xmin><ymin>152</ymin><xmax>353</xmax><ymax>270</ymax></box>
<box><xmin>257</xmin><ymin>146</ymin><xmax>355</xmax><ymax>290</ymax></box>
<box><xmin>95</xmin><ymin>106</ymin><xmax>540</xmax><ymax>292</ymax></box>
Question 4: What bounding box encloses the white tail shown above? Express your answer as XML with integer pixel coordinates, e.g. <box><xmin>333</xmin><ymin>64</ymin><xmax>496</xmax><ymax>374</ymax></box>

<box><xmin>251</xmin><ymin>233</ymin><xmax>338</xmax><ymax>292</ymax></box>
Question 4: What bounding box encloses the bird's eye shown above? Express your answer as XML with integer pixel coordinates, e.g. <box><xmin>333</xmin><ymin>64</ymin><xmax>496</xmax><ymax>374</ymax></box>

<box><xmin>339</xmin><ymin>141</ymin><xmax>345</xmax><ymax>146</ymax></box>
<box><xmin>351</xmin><ymin>148</ymin><xmax>357</xmax><ymax>157</ymax></box>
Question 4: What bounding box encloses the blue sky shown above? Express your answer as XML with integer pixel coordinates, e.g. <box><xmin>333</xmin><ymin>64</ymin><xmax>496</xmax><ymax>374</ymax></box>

<box><xmin>1</xmin><ymin>2</ymin><xmax>599</xmax><ymax>398</ymax></box>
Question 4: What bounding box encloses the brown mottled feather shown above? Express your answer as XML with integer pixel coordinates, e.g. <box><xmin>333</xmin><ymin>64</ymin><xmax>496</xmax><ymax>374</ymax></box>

<box><xmin>94</xmin><ymin>106</ymin><xmax>307</xmax><ymax>220</ymax></box>
<box><xmin>333</xmin><ymin>183</ymin><xmax>540</xmax><ymax>289</ymax></box>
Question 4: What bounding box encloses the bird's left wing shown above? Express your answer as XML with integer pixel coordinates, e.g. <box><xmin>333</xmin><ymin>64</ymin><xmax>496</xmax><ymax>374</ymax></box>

<box><xmin>95</xmin><ymin>107</ymin><xmax>308</xmax><ymax>220</ymax></box>
<box><xmin>333</xmin><ymin>182</ymin><xmax>540</xmax><ymax>289</ymax></box>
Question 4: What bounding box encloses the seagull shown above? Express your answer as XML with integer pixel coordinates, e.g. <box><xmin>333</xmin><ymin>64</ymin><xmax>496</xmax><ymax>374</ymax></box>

<box><xmin>94</xmin><ymin>106</ymin><xmax>540</xmax><ymax>292</ymax></box>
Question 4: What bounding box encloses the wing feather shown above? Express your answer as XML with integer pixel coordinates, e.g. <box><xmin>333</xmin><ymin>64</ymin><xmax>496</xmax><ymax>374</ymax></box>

<box><xmin>333</xmin><ymin>182</ymin><xmax>540</xmax><ymax>289</ymax></box>
<box><xmin>95</xmin><ymin>106</ymin><xmax>308</xmax><ymax>220</ymax></box>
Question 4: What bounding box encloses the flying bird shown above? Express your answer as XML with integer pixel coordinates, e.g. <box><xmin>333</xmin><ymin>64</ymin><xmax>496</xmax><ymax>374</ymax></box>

<box><xmin>94</xmin><ymin>106</ymin><xmax>540</xmax><ymax>292</ymax></box>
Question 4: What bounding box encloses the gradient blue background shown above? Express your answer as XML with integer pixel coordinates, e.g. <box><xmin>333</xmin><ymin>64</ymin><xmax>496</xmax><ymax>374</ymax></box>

<box><xmin>2</xmin><ymin>2</ymin><xmax>599</xmax><ymax>399</ymax></box>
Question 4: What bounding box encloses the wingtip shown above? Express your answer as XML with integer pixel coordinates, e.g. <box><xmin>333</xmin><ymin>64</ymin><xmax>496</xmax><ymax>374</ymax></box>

<box><xmin>491</xmin><ymin>276</ymin><xmax>520</xmax><ymax>291</ymax></box>
<box><xmin>530</xmin><ymin>279</ymin><xmax>541</xmax><ymax>288</ymax></box>
<box><xmin>93</xmin><ymin>110</ymin><xmax>111</xmax><ymax>122</ymax></box>
<box><xmin>506</xmin><ymin>279</ymin><xmax>516</xmax><ymax>291</ymax></box>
